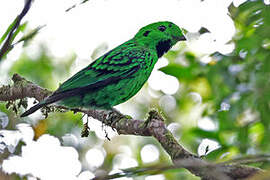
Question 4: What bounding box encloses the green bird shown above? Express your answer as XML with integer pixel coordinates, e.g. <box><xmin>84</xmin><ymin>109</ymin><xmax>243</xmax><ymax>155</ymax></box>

<box><xmin>21</xmin><ymin>21</ymin><xmax>186</xmax><ymax>117</ymax></box>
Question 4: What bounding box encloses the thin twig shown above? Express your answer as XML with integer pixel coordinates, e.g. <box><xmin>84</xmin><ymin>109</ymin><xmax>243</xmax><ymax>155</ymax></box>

<box><xmin>65</xmin><ymin>0</ymin><xmax>90</xmax><ymax>12</ymax></box>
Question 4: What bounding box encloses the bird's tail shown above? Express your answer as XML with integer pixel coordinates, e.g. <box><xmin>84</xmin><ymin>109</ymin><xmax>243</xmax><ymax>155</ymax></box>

<box><xmin>20</xmin><ymin>101</ymin><xmax>48</xmax><ymax>117</ymax></box>
<box><xmin>20</xmin><ymin>88</ymin><xmax>82</xmax><ymax>117</ymax></box>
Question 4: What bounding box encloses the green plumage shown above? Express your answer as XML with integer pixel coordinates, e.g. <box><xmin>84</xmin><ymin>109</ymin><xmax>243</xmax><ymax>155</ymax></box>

<box><xmin>21</xmin><ymin>21</ymin><xmax>186</xmax><ymax>117</ymax></box>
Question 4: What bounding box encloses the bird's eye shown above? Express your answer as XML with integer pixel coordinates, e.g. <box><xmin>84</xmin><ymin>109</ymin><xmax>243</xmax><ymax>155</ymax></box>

<box><xmin>168</xmin><ymin>23</ymin><xmax>172</xmax><ymax>28</ymax></box>
<box><xmin>143</xmin><ymin>30</ymin><xmax>151</xmax><ymax>37</ymax></box>
<box><xmin>158</xmin><ymin>25</ymin><xmax>166</xmax><ymax>32</ymax></box>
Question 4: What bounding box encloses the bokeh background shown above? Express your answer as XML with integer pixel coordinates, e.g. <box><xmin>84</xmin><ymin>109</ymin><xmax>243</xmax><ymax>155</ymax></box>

<box><xmin>0</xmin><ymin>0</ymin><xmax>269</xmax><ymax>179</ymax></box>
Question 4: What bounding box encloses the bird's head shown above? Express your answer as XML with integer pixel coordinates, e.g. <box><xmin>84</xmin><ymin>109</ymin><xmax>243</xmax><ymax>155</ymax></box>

<box><xmin>134</xmin><ymin>21</ymin><xmax>186</xmax><ymax>58</ymax></box>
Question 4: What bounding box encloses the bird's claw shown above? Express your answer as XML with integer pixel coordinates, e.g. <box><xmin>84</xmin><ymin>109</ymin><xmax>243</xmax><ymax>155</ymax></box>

<box><xmin>105</xmin><ymin>111</ymin><xmax>117</xmax><ymax>124</ymax></box>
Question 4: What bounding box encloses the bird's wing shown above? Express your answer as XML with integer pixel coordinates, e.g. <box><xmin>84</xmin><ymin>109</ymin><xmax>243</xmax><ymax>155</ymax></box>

<box><xmin>54</xmin><ymin>42</ymin><xmax>148</xmax><ymax>96</ymax></box>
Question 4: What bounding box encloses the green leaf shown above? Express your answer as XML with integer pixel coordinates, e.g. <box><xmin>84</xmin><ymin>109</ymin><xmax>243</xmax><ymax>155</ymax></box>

<box><xmin>159</xmin><ymin>64</ymin><xmax>195</xmax><ymax>81</ymax></box>
<box><xmin>0</xmin><ymin>22</ymin><xmax>28</xmax><ymax>60</ymax></box>
<box><xmin>0</xmin><ymin>18</ymin><xmax>19</xmax><ymax>45</ymax></box>
<box><xmin>14</xmin><ymin>25</ymin><xmax>45</xmax><ymax>46</ymax></box>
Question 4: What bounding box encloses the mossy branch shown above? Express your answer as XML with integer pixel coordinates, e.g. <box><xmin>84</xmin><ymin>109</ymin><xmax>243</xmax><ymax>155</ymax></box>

<box><xmin>0</xmin><ymin>74</ymin><xmax>262</xmax><ymax>180</ymax></box>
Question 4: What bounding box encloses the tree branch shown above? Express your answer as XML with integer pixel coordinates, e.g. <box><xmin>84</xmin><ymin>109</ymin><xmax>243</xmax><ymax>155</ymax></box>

<box><xmin>0</xmin><ymin>74</ymin><xmax>262</xmax><ymax>180</ymax></box>
<box><xmin>0</xmin><ymin>0</ymin><xmax>33</xmax><ymax>60</ymax></box>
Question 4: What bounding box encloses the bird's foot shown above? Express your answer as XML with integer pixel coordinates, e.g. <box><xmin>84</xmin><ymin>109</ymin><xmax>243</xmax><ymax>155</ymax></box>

<box><xmin>105</xmin><ymin>111</ymin><xmax>117</xmax><ymax>124</ymax></box>
<box><xmin>105</xmin><ymin>108</ymin><xmax>121</xmax><ymax>123</ymax></box>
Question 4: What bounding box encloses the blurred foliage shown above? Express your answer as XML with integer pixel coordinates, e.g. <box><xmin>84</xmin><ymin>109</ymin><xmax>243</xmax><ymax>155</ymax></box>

<box><xmin>161</xmin><ymin>0</ymin><xmax>270</xmax><ymax>165</ymax></box>
<box><xmin>9</xmin><ymin>45</ymin><xmax>76</xmax><ymax>89</ymax></box>
<box><xmin>14</xmin><ymin>25</ymin><xmax>45</xmax><ymax>47</ymax></box>
<box><xmin>0</xmin><ymin>0</ymin><xmax>270</xmax><ymax>180</ymax></box>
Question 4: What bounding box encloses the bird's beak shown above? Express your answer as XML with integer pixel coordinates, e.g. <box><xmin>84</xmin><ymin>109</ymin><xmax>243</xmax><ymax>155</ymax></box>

<box><xmin>173</xmin><ymin>35</ymin><xmax>186</xmax><ymax>41</ymax></box>
<box><xmin>178</xmin><ymin>35</ymin><xmax>186</xmax><ymax>41</ymax></box>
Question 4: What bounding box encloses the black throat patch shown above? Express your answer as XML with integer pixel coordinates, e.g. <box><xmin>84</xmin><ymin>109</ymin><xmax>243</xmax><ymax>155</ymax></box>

<box><xmin>156</xmin><ymin>39</ymin><xmax>172</xmax><ymax>58</ymax></box>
